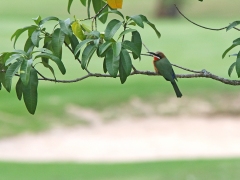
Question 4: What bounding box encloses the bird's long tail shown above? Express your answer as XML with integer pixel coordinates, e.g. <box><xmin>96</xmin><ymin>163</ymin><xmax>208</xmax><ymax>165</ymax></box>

<box><xmin>171</xmin><ymin>81</ymin><xmax>182</xmax><ymax>98</ymax></box>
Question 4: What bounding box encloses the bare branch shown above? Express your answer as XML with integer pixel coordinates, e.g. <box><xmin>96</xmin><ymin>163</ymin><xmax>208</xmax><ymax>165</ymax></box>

<box><xmin>175</xmin><ymin>4</ymin><xmax>240</xmax><ymax>31</ymax></box>
<box><xmin>39</xmin><ymin>74</ymin><xmax>91</xmax><ymax>83</ymax></box>
<box><xmin>37</xmin><ymin>67</ymin><xmax>240</xmax><ymax>86</ymax></box>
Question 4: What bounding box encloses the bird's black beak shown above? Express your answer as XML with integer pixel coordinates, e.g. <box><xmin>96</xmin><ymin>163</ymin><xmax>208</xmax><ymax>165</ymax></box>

<box><xmin>147</xmin><ymin>52</ymin><xmax>160</xmax><ymax>59</ymax></box>
<box><xmin>147</xmin><ymin>52</ymin><xmax>158</xmax><ymax>56</ymax></box>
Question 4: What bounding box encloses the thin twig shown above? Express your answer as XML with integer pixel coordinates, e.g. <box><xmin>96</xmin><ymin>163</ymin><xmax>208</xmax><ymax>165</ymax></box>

<box><xmin>175</xmin><ymin>4</ymin><xmax>240</xmax><ymax>31</ymax></box>
<box><xmin>171</xmin><ymin>63</ymin><xmax>202</xmax><ymax>74</ymax></box>
<box><xmin>81</xmin><ymin>4</ymin><xmax>108</xmax><ymax>22</ymax></box>
<box><xmin>143</xmin><ymin>43</ymin><xmax>150</xmax><ymax>52</ymax></box>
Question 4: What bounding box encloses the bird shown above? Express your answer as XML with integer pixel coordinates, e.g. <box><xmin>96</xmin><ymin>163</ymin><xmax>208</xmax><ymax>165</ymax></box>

<box><xmin>147</xmin><ymin>51</ymin><xmax>182</xmax><ymax>98</ymax></box>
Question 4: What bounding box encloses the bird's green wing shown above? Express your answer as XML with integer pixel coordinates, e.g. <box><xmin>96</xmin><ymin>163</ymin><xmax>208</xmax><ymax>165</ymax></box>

<box><xmin>155</xmin><ymin>58</ymin><xmax>176</xmax><ymax>82</ymax></box>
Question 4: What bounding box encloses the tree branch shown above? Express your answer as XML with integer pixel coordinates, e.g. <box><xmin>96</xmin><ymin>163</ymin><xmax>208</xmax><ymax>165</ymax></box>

<box><xmin>37</xmin><ymin>67</ymin><xmax>240</xmax><ymax>86</ymax></box>
<box><xmin>175</xmin><ymin>4</ymin><xmax>240</xmax><ymax>31</ymax></box>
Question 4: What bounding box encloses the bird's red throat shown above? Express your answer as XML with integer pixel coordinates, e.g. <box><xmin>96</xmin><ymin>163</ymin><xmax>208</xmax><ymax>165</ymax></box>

<box><xmin>153</xmin><ymin>56</ymin><xmax>160</xmax><ymax>61</ymax></box>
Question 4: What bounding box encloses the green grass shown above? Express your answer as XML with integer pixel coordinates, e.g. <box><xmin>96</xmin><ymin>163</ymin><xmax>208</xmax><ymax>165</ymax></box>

<box><xmin>0</xmin><ymin>158</ymin><xmax>240</xmax><ymax>180</ymax></box>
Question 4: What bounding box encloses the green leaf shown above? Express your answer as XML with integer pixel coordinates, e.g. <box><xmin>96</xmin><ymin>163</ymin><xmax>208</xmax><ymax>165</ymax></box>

<box><xmin>86</xmin><ymin>30</ymin><xmax>100</xmax><ymax>39</ymax></box>
<box><xmin>128</xmin><ymin>22</ymin><xmax>136</xmax><ymax>26</ymax></box>
<box><xmin>20</xmin><ymin>59</ymin><xmax>33</xmax><ymax>86</ymax></box>
<box><xmin>104</xmin><ymin>19</ymin><xmax>122</xmax><ymax>41</ymax></box>
<box><xmin>5</xmin><ymin>59</ymin><xmax>23</xmax><ymax>92</ymax></box>
<box><xmin>122</xmin><ymin>40</ymin><xmax>140</xmax><ymax>59</ymax></box>
<box><xmin>43</xmin><ymin>36</ymin><xmax>52</xmax><ymax>48</ymax></box>
<box><xmin>11</xmin><ymin>25</ymin><xmax>38</xmax><ymax>48</ymax></box>
<box><xmin>31</xmin><ymin>29</ymin><xmax>41</xmax><ymax>47</ymax></box>
<box><xmin>92</xmin><ymin>0</ymin><xmax>108</xmax><ymax>23</ymax></box>
<box><xmin>228</xmin><ymin>62</ymin><xmax>236</xmax><ymax>77</ymax></box>
<box><xmin>33</xmin><ymin>48</ymin><xmax>53</xmax><ymax>54</ymax></box>
<box><xmin>74</xmin><ymin>39</ymin><xmax>94</xmax><ymax>56</ymax></box>
<box><xmin>52</xmin><ymin>28</ymin><xmax>65</xmax><ymax>59</ymax></box>
<box><xmin>67</xmin><ymin>0</ymin><xmax>74</xmax><ymax>13</ymax></box>
<box><xmin>229</xmin><ymin>53</ymin><xmax>238</xmax><ymax>57</ymax></box>
<box><xmin>39</xmin><ymin>16</ymin><xmax>59</xmax><ymax>26</ymax></box>
<box><xmin>127</xmin><ymin>15</ymin><xmax>144</xmax><ymax>28</ymax></box>
<box><xmin>112</xmin><ymin>42</ymin><xmax>122</xmax><ymax>57</ymax></box>
<box><xmin>35</xmin><ymin>53</ymin><xmax>66</xmax><ymax>74</ymax></box>
<box><xmin>81</xmin><ymin>44</ymin><xmax>97</xmax><ymax>69</ymax></box>
<box><xmin>42</xmin><ymin>61</ymin><xmax>56</xmax><ymax>81</ymax></box>
<box><xmin>226</xmin><ymin>21</ymin><xmax>240</xmax><ymax>31</ymax></box>
<box><xmin>131</xmin><ymin>31</ymin><xmax>142</xmax><ymax>59</ymax></box>
<box><xmin>119</xmin><ymin>62</ymin><xmax>127</xmax><ymax>84</ymax></box>
<box><xmin>65</xmin><ymin>34</ymin><xmax>71</xmax><ymax>45</ymax></box>
<box><xmin>24</xmin><ymin>37</ymin><xmax>35</xmax><ymax>54</ymax></box>
<box><xmin>120</xmin><ymin>48</ymin><xmax>132</xmax><ymax>76</ymax></box>
<box><xmin>5</xmin><ymin>54</ymin><xmax>22</xmax><ymax>66</ymax></box>
<box><xmin>140</xmin><ymin>15</ymin><xmax>161</xmax><ymax>38</ymax></box>
<box><xmin>16</xmin><ymin>78</ymin><xmax>23</xmax><ymax>100</ymax></box>
<box><xmin>14</xmin><ymin>50</ymin><xmax>27</xmax><ymax>56</ymax></box>
<box><xmin>236</xmin><ymin>52</ymin><xmax>240</xmax><ymax>77</ymax></box>
<box><xmin>99</xmin><ymin>9</ymin><xmax>124</xmax><ymax>20</ymax></box>
<box><xmin>222</xmin><ymin>44</ymin><xmax>238</xmax><ymax>59</ymax></box>
<box><xmin>39</xmin><ymin>38</ymin><xmax>52</xmax><ymax>70</ymax></box>
<box><xmin>80</xmin><ymin>0</ymin><xmax>87</xmax><ymax>6</ymax></box>
<box><xmin>103</xmin><ymin>57</ymin><xmax>107</xmax><ymax>73</ymax></box>
<box><xmin>0</xmin><ymin>70</ymin><xmax>6</xmax><ymax>90</ymax></box>
<box><xmin>98</xmin><ymin>42</ymin><xmax>112</xmax><ymax>56</ymax></box>
<box><xmin>119</xmin><ymin>48</ymin><xmax>132</xmax><ymax>84</ymax></box>
<box><xmin>0</xmin><ymin>71</ymin><xmax>6</xmax><ymax>87</ymax></box>
<box><xmin>72</xmin><ymin>21</ymin><xmax>85</xmax><ymax>40</ymax></box>
<box><xmin>118</xmin><ymin>28</ymin><xmax>136</xmax><ymax>40</ymax></box>
<box><xmin>0</xmin><ymin>52</ymin><xmax>11</xmax><ymax>65</ymax></box>
<box><xmin>106</xmin><ymin>48</ymin><xmax>119</xmax><ymax>77</ymax></box>
<box><xmin>233</xmin><ymin>38</ymin><xmax>240</xmax><ymax>45</ymax></box>
<box><xmin>87</xmin><ymin>0</ymin><xmax>92</xmax><ymax>18</ymax></box>
<box><xmin>32</xmin><ymin>16</ymin><xmax>41</xmax><ymax>25</ymax></box>
<box><xmin>59</xmin><ymin>19</ymin><xmax>72</xmax><ymax>36</ymax></box>
<box><xmin>2</xmin><ymin>53</ymin><xmax>18</xmax><ymax>66</ymax></box>
<box><xmin>39</xmin><ymin>46</ymin><xmax>52</xmax><ymax>65</ymax></box>
<box><xmin>22</xmin><ymin>68</ymin><xmax>38</xmax><ymax>115</ymax></box>
<box><xmin>69</xmin><ymin>34</ymin><xmax>80</xmax><ymax>58</ymax></box>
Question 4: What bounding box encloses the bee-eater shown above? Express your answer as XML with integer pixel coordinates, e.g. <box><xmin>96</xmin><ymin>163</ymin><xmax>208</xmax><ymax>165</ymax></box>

<box><xmin>148</xmin><ymin>51</ymin><xmax>182</xmax><ymax>98</ymax></box>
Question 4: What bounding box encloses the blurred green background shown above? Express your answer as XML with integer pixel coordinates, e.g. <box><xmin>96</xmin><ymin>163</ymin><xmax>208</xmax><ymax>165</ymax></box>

<box><xmin>0</xmin><ymin>0</ymin><xmax>240</xmax><ymax>179</ymax></box>
<box><xmin>0</xmin><ymin>0</ymin><xmax>239</xmax><ymax>136</ymax></box>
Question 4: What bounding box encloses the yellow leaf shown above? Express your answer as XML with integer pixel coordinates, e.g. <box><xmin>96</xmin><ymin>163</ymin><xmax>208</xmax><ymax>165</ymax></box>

<box><xmin>107</xmin><ymin>0</ymin><xmax>123</xmax><ymax>9</ymax></box>
<box><xmin>71</xmin><ymin>21</ymin><xmax>85</xmax><ymax>41</ymax></box>
<box><xmin>81</xmin><ymin>23</ymin><xmax>91</xmax><ymax>33</ymax></box>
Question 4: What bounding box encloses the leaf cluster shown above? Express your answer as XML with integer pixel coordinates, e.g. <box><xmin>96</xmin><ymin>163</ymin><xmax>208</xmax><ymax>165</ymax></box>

<box><xmin>0</xmin><ymin>0</ymin><xmax>160</xmax><ymax>114</ymax></box>
<box><xmin>222</xmin><ymin>21</ymin><xmax>240</xmax><ymax>77</ymax></box>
